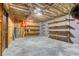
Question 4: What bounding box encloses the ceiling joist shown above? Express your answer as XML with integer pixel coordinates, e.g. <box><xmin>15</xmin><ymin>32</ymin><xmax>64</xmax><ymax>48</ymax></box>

<box><xmin>4</xmin><ymin>3</ymin><xmax>76</xmax><ymax>22</ymax></box>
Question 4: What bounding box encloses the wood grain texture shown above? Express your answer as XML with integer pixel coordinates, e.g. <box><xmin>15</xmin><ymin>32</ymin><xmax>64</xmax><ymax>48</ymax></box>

<box><xmin>26</xmin><ymin>20</ymin><xmax>40</xmax><ymax>36</ymax></box>
<box><xmin>0</xmin><ymin>3</ymin><xmax>2</xmax><ymax>56</ymax></box>
<box><xmin>49</xmin><ymin>25</ymin><xmax>75</xmax><ymax>29</ymax></box>
<box><xmin>49</xmin><ymin>31</ymin><xmax>74</xmax><ymax>37</ymax></box>
<box><xmin>49</xmin><ymin>35</ymin><xmax>73</xmax><ymax>43</ymax></box>
<box><xmin>48</xmin><ymin>19</ymin><xmax>67</xmax><ymax>24</ymax></box>
<box><xmin>48</xmin><ymin>16</ymin><xmax>73</xmax><ymax>43</ymax></box>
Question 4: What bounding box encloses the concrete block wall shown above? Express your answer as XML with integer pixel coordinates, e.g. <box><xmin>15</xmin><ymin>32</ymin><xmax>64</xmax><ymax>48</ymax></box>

<box><xmin>40</xmin><ymin>22</ymin><xmax>48</xmax><ymax>36</ymax></box>
<box><xmin>70</xmin><ymin>18</ymin><xmax>79</xmax><ymax>44</ymax></box>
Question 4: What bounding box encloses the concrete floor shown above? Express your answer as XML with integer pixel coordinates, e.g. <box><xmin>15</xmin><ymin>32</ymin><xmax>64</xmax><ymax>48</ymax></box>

<box><xmin>3</xmin><ymin>36</ymin><xmax>79</xmax><ymax>56</ymax></box>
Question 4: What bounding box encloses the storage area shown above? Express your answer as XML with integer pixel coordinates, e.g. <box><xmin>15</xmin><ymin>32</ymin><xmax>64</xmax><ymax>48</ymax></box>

<box><xmin>0</xmin><ymin>3</ymin><xmax>79</xmax><ymax>56</ymax></box>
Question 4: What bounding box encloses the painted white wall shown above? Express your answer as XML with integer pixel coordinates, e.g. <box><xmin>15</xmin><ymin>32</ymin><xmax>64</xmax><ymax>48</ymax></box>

<box><xmin>70</xmin><ymin>18</ymin><xmax>79</xmax><ymax>44</ymax></box>
<box><xmin>39</xmin><ymin>22</ymin><xmax>43</xmax><ymax>36</ymax></box>
<box><xmin>40</xmin><ymin>22</ymin><xmax>49</xmax><ymax>36</ymax></box>
<box><xmin>65</xmin><ymin>15</ymin><xmax>79</xmax><ymax>44</ymax></box>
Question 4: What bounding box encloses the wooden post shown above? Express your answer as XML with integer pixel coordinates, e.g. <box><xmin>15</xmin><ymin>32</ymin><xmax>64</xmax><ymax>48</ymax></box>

<box><xmin>0</xmin><ymin>3</ymin><xmax>3</xmax><ymax>56</ymax></box>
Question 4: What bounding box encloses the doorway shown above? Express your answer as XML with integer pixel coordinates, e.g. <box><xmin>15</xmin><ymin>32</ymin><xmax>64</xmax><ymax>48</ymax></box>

<box><xmin>2</xmin><ymin>8</ymin><xmax>8</xmax><ymax>51</ymax></box>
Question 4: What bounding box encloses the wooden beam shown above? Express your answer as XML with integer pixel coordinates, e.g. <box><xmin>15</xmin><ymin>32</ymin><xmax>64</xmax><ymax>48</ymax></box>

<box><xmin>51</xmin><ymin>4</ymin><xmax>67</xmax><ymax>14</ymax></box>
<box><xmin>9</xmin><ymin>4</ymin><xmax>29</xmax><ymax>10</ymax></box>
<box><xmin>59</xmin><ymin>3</ymin><xmax>69</xmax><ymax>11</ymax></box>
<box><xmin>44</xmin><ymin>9</ymin><xmax>58</xmax><ymax>17</ymax></box>
<box><xmin>9</xmin><ymin>6</ymin><xmax>29</xmax><ymax>13</ymax></box>
<box><xmin>0</xmin><ymin>3</ymin><xmax>3</xmax><ymax>56</ymax></box>
<box><xmin>32</xmin><ymin>4</ymin><xmax>60</xmax><ymax>18</ymax></box>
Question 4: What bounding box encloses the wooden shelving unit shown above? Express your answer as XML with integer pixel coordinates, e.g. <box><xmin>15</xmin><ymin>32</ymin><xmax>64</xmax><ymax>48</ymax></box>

<box><xmin>48</xmin><ymin>19</ymin><xmax>67</xmax><ymax>24</ymax></box>
<box><xmin>48</xmin><ymin>19</ymin><xmax>73</xmax><ymax>43</ymax></box>
<box><xmin>26</xmin><ymin>22</ymin><xmax>40</xmax><ymax>36</ymax></box>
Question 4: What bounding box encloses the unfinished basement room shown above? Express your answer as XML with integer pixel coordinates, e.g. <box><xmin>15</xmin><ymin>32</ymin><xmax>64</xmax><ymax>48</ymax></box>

<box><xmin>0</xmin><ymin>3</ymin><xmax>79</xmax><ymax>56</ymax></box>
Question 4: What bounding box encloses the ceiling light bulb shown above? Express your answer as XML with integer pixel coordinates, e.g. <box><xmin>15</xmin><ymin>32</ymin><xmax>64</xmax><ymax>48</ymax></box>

<box><xmin>34</xmin><ymin>8</ymin><xmax>43</xmax><ymax>16</ymax></box>
<box><xmin>36</xmin><ymin>12</ymin><xmax>42</xmax><ymax>15</ymax></box>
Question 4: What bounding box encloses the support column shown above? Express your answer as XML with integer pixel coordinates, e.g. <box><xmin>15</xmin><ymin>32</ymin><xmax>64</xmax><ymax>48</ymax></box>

<box><xmin>0</xmin><ymin>3</ymin><xmax>3</xmax><ymax>56</ymax></box>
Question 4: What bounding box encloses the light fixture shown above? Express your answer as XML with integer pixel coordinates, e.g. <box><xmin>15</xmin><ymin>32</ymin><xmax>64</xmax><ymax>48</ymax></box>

<box><xmin>34</xmin><ymin>8</ymin><xmax>43</xmax><ymax>16</ymax></box>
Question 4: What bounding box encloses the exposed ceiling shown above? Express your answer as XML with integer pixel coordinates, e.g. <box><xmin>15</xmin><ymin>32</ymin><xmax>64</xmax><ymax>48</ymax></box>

<box><xmin>3</xmin><ymin>3</ymin><xmax>76</xmax><ymax>22</ymax></box>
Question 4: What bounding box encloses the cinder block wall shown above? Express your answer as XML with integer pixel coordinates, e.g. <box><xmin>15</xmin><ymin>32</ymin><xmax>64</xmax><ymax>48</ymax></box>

<box><xmin>40</xmin><ymin>22</ymin><xmax>48</xmax><ymax>36</ymax></box>
<box><xmin>70</xmin><ymin>17</ymin><xmax>79</xmax><ymax>44</ymax></box>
